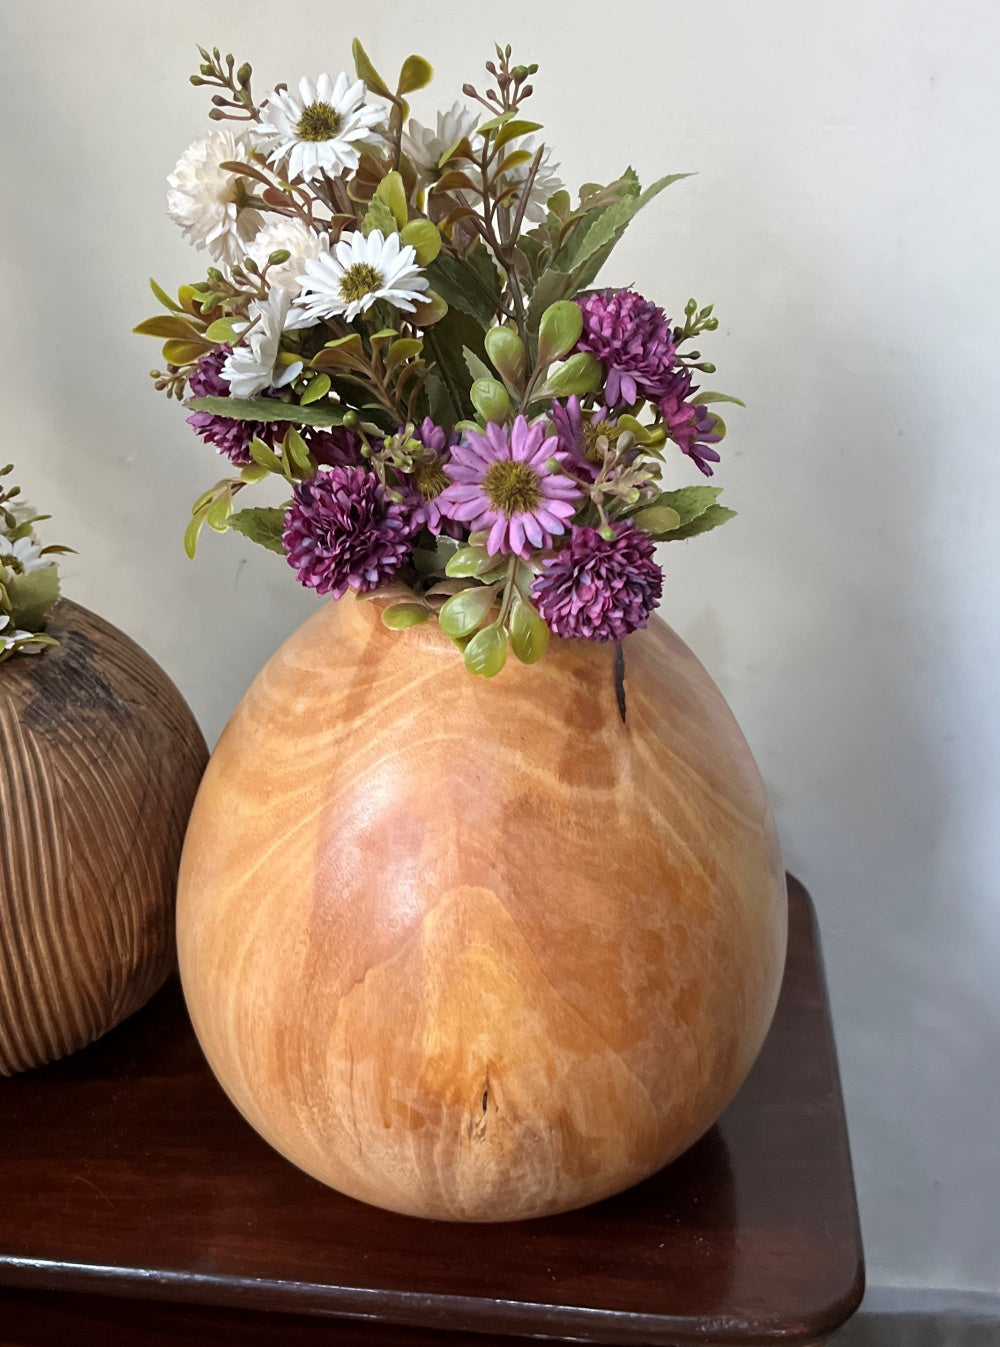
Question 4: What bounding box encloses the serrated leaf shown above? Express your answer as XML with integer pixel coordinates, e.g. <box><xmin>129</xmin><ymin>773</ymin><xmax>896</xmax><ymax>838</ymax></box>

<box><xmin>510</xmin><ymin>595</ymin><xmax>549</xmax><ymax>665</ymax></box>
<box><xmin>364</xmin><ymin>195</ymin><xmax>397</xmax><ymax>238</ymax></box>
<box><xmin>6</xmin><ymin>565</ymin><xmax>59</xmax><ymax>631</ymax></box>
<box><xmin>526</xmin><ymin>269</ymin><xmax>574</xmax><ymax>334</ymax></box>
<box><xmin>228</xmin><ymin>506</ymin><xmax>287</xmax><ymax>556</ymax></box>
<box><xmin>400</xmin><ymin>218</ymin><xmax>441</xmax><ymax>265</ymax></box>
<box><xmin>186</xmin><ymin>396</ymin><xmax>349</xmax><ymax>427</ymax></box>
<box><xmin>439</xmin><ymin>585</ymin><xmax>498</xmax><ymax>639</ymax></box>
<box><xmin>653</xmin><ymin>485</ymin><xmax>723</xmax><ymax>528</ymax></box>
<box><xmin>463</xmin><ymin>345</ymin><xmax>494</xmax><ymax>384</ymax></box>
<box><xmin>663</xmin><ymin>503</ymin><xmax>736</xmax><ymax>541</ymax></box>
<box><xmin>463</xmin><ymin>621</ymin><xmax>508</xmax><ymax>677</ymax></box>
<box><xmin>556</xmin><ymin>172</ymin><xmax>692</xmax><ymax>285</ymax></box>
<box><xmin>397</xmin><ymin>53</ymin><xmax>433</xmax><ymax>96</ymax></box>
<box><xmin>381</xmin><ymin>602</ymin><xmax>431</xmax><ymax>629</ymax></box>
<box><xmin>425</xmin><ymin>252</ymin><xmax>497</xmax><ymax>327</ymax></box>
<box><xmin>352</xmin><ymin>37</ymin><xmax>394</xmax><ymax>99</ymax></box>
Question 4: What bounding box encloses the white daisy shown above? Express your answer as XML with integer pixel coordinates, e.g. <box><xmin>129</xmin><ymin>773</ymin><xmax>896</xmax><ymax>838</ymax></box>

<box><xmin>222</xmin><ymin>289</ymin><xmax>304</xmax><ymax>398</ymax></box>
<box><xmin>242</xmin><ymin>217</ymin><xmax>330</xmax><ymax>297</ymax></box>
<box><xmin>257</xmin><ymin>74</ymin><xmax>385</xmax><ymax>183</ymax></box>
<box><xmin>294</xmin><ymin>228</ymin><xmax>429</xmax><ymax>324</ymax></box>
<box><xmin>402</xmin><ymin>102</ymin><xmax>480</xmax><ymax>186</ymax></box>
<box><xmin>502</xmin><ymin>138</ymin><xmax>563</xmax><ymax>223</ymax></box>
<box><xmin>0</xmin><ymin>533</ymin><xmax>48</xmax><ymax>576</ymax></box>
<box><xmin>167</xmin><ymin>128</ymin><xmax>264</xmax><ymax>264</ymax></box>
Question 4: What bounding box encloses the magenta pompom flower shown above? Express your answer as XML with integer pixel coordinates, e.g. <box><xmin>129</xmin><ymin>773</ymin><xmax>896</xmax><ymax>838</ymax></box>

<box><xmin>186</xmin><ymin>347</ymin><xmax>281</xmax><ymax>466</ymax></box>
<box><xmin>283</xmin><ymin>465</ymin><xmax>418</xmax><ymax>599</ymax></box>
<box><xmin>531</xmin><ymin>522</ymin><xmax>663</xmax><ymax>642</ymax></box>
<box><xmin>439</xmin><ymin>415</ymin><xmax>582</xmax><ymax>558</ymax></box>
<box><xmin>658</xmin><ymin>371</ymin><xmax>723</xmax><ymax>477</ymax></box>
<box><xmin>575</xmin><ymin>289</ymin><xmax>677</xmax><ymax>408</ymax></box>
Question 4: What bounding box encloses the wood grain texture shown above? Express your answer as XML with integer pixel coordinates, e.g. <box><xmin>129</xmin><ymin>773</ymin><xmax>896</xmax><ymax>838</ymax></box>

<box><xmin>177</xmin><ymin>598</ymin><xmax>787</xmax><ymax>1221</ymax></box>
<box><xmin>0</xmin><ymin>600</ymin><xmax>208</xmax><ymax>1074</ymax></box>
<box><xmin>0</xmin><ymin>882</ymin><xmax>864</xmax><ymax>1343</ymax></box>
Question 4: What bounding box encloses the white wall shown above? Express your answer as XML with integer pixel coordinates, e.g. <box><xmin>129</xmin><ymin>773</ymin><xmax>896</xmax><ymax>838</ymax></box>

<box><xmin>2</xmin><ymin>0</ymin><xmax>998</xmax><ymax>1296</ymax></box>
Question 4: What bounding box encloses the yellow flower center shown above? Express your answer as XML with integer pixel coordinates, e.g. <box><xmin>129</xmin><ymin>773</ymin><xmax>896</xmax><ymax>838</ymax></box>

<box><xmin>339</xmin><ymin>262</ymin><xmax>384</xmax><ymax>304</ymax></box>
<box><xmin>295</xmin><ymin>102</ymin><xmax>343</xmax><ymax>142</ymax></box>
<box><xmin>414</xmin><ymin>460</ymin><xmax>449</xmax><ymax>501</ymax></box>
<box><xmin>581</xmin><ymin>419</ymin><xmax>621</xmax><ymax>464</ymax></box>
<box><xmin>483</xmin><ymin>461</ymin><xmax>541</xmax><ymax>518</ymax></box>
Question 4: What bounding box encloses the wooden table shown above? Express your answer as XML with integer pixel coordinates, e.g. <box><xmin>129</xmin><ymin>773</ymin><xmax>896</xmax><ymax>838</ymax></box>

<box><xmin>0</xmin><ymin>876</ymin><xmax>863</xmax><ymax>1346</ymax></box>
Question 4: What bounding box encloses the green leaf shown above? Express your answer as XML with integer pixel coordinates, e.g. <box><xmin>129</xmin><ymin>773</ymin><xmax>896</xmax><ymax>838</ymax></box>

<box><xmin>653</xmin><ymin>485</ymin><xmax>723</xmax><ymax>528</ymax></box>
<box><xmin>397</xmin><ymin>53</ymin><xmax>433</xmax><ymax>95</ymax></box>
<box><xmin>352</xmin><ymin>37</ymin><xmax>394</xmax><ymax>99</ymax></box>
<box><xmin>695</xmin><ymin>391</ymin><xmax>746</xmax><ymax>408</ymax></box>
<box><xmin>400</xmin><ymin>218</ymin><xmax>441</xmax><ymax>265</ymax></box>
<box><xmin>470</xmin><ymin>378</ymin><xmax>511</xmax><ymax>424</ymax></box>
<box><xmin>227</xmin><ymin>506</ymin><xmax>287</xmax><ymax>556</ymax></box>
<box><xmin>632</xmin><ymin>504</ymin><xmax>681</xmax><ymax>536</ymax></box>
<box><xmin>539</xmin><ymin>352</ymin><xmax>602</xmax><ymax>398</ymax></box>
<box><xmin>536</xmin><ymin>300</ymin><xmax>583</xmax><ymax>367</ymax></box>
<box><xmin>445</xmin><ymin>546</ymin><xmax>502</xmax><ymax>579</ymax></box>
<box><xmin>493</xmin><ymin>118</ymin><xmax>543</xmax><ymax>150</ymax></box>
<box><xmin>133</xmin><ymin>315</ymin><xmax>204</xmax><ymax>340</ymax></box>
<box><xmin>463</xmin><ymin>621</ymin><xmax>508</xmax><ymax>677</ymax></box>
<box><xmin>409</xmin><ymin>291</ymin><xmax>449</xmax><ymax>327</ymax></box>
<box><xmin>184</xmin><ymin>511</ymin><xmax>206</xmax><ymax>559</ymax></box>
<box><xmin>385</xmin><ymin>337</ymin><xmax>423</xmax><ymax>375</ymax></box>
<box><xmin>526</xmin><ymin>269</ymin><xmax>574</xmax><ymax>334</ymax></box>
<box><xmin>375</xmin><ymin>171</ymin><xmax>408</xmax><ymax>228</ymax></box>
<box><xmin>510</xmin><ymin>596</ymin><xmax>549</xmax><ymax>665</ymax></box>
<box><xmin>299</xmin><ymin>372</ymin><xmax>332</xmax><ymax>405</ymax></box>
<box><xmin>425</xmin><ymin>247</ymin><xmax>500</xmax><ymax>327</ymax></box>
<box><xmin>439</xmin><ymin>585</ymin><xmax>498</xmax><ymax>639</ymax></box>
<box><xmin>283</xmin><ymin>427</ymin><xmax>313</xmax><ymax>472</ymax></box>
<box><xmin>462</xmin><ymin>346</ymin><xmax>494</xmax><ymax>384</ymax></box>
<box><xmin>556</xmin><ymin>171</ymin><xmax>692</xmax><ymax>286</ymax></box>
<box><xmin>477</xmin><ymin>109</ymin><xmax>518</xmax><ymax>135</ymax></box>
<box><xmin>364</xmin><ymin>195</ymin><xmax>398</xmax><ymax>238</ymax></box>
<box><xmin>162</xmin><ymin>338</ymin><xmax>213</xmax><ymax>364</ymax></box>
<box><xmin>484</xmin><ymin>325</ymin><xmax>526</xmax><ymax>390</ymax></box>
<box><xmin>6</xmin><ymin>565</ymin><xmax>59</xmax><ymax>631</ymax></box>
<box><xmin>249</xmin><ymin>437</ymin><xmax>284</xmax><ymax>473</ymax></box>
<box><xmin>663</xmin><ymin>503</ymin><xmax>736</xmax><ymax>541</ymax></box>
<box><xmin>205</xmin><ymin>317</ymin><xmax>242</xmax><ymax>344</ymax></box>
<box><xmin>150</xmin><ymin>277</ymin><xmax>182</xmax><ymax>312</ymax></box>
<box><xmin>381</xmin><ymin>602</ymin><xmax>430</xmax><ymax>629</ymax></box>
<box><xmin>186</xmin><ymin>396</ymin><xmax>349</xmax><ymax>427</ymax></box>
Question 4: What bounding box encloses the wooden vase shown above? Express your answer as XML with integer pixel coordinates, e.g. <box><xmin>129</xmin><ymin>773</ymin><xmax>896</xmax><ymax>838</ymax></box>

<box><xmin>0</xmin><ymin>600</ymin><xmax>208</xmax><ymax>1075</ymax></box>
<box><xmin>177</xmin><ymin>599</ymin><xmax>786</xmax><ymax>1222</ymax></box>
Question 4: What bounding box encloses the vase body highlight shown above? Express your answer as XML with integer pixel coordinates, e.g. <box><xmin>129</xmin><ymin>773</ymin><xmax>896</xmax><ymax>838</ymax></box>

<box><xmin>177</xmin><ymin>599</ymin><xmax>785</xmax><ymax>1221</ymax></box>
<box><xmin>0</xmin><ymin>601</ymin><xmax>208</xmax><ymax>1074</ymax></box>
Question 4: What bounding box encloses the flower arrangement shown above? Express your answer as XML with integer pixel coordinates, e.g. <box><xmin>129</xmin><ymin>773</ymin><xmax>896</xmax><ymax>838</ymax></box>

<box><xmin>138</xmin><ymin>41</ymin><xmax>741</xmax><ymax>677</ymax></box>
<box><xmin>0</xmin><ymin>466</ymin><xmax>66</xmax><ymax>665</ymax></box>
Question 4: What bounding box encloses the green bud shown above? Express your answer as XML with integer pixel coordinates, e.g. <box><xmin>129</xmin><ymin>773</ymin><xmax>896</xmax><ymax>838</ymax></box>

<box><xmin>207</xmin><ymin>108</ymin><xmax>225</xmax><ymax>120</ymax></box>
<box><xmin>206</xmin><ymin>267</ymin><xmax>223</xmax><ymax>281</ymax></box>
<box><xmin>599</xmin><ymin>524</ymin><xmax>617</xmax><ymax>542</ymax></box>
<box><xmin>698</xmin><ymin>362</ymin><xmax>717</xmax><ymax>373</ymax></box>
<box><xmin>544</xmin><ymin>457</ymin><xmax>563</xmax><ymax>474</ymax></box>
<box><xmin>343</xmin><ymin>411</ymin><xmax>359</xmax><ymax>429</ymax></box>
<box><xmin>512</xmin><ymin>64</ymin><xmax>531</xmax><ymax>78</ymax></box>
<box><xmin>268</xmin><ymin>249</ymin><xmax>291</xmax><ymax>265</ymax></box>
<box><xmin>704</xmin><ymin>317</ymin><xmax>719</xmax><ymax>330</ymax></box>
<box><xmin>237</xmin><ymin>63</ymin><xmax>252</xmax><ymax>87</ymax></box>
<box><xmin>244</xmin><ymin>257</ymin><xmax>259</xmax><ymax>274</ymax></box>
<box><xmin>189</xmin><ymin>75</ymin><xmax>206</xmax><ymax>86</ymax></box>
<box><xmin>200</xmin><ymin>63</ymin><xmax>214</xmax><ymax>75</ymax></box>
<box><xmin>685</xmin><ymin>298</ymin><xmax>697</xmax><ymax>315</ymax></box>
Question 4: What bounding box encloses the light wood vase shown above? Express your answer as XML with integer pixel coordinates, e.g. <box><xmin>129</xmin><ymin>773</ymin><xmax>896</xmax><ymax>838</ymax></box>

<box><xmin>177</xmin><ymin>598</ymin><xmax>786</xmax><ymax>1221</ymax></box>
<box><xmin>0</xmin><ymin>600</ymin><xmax>208</xmax><ymax>1075</ymax></box>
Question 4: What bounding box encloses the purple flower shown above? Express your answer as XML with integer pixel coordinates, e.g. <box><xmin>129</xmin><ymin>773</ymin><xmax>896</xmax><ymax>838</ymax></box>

<box><xmin>185</xmin><ymin>347</ymin><xmax>280</xmax><ymax>466</ymax></box>
<box><xmin>550</xmin><ymin>397</ymin><xmax>618</xmax><ymax>481</ymax></box>
<box><xmin>575</xmin><ymin>289</ymin><xmax>677</xmax><ymax>408</ymax></box>
<box><xmin>308</xmin><ymin>426</ymin><xmax>363</xmax><ymax>468</ymax></box>
<box><xmin>531</xmin><ymin>522</ymin><xmax>663</xmax><ymax>643</ymax></box>
<box><xmin>439</xmin><ymin>415</ymin><xmax>582</xmax><ymax>559</ymax></box>
<box><xmin>282</xmin><ymin>466</ymin><xmax>418</xmax><ymax>600</ymax></box>
<box><xmin>658</xmin><ymin>371</ymin><xmax>723</xmax><ymax>477</ymax></box>
<box><xmin>400</xmin><ymin>419</ymin><xmax>460</xmax><ymax>536</ymax></box>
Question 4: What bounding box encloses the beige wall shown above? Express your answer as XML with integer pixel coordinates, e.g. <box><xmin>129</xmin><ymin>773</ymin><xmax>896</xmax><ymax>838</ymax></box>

<box><xmin>2</xmin><ymin>0</ymin><xmax>998</xmax><ymax>1297</ymax></box>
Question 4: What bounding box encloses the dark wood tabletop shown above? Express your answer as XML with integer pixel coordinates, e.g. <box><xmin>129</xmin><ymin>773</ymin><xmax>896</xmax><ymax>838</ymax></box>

<box><xmin>0</xmin><ymin>875</ymin><xmax>863</xmax><ymax>1346</ymax></box>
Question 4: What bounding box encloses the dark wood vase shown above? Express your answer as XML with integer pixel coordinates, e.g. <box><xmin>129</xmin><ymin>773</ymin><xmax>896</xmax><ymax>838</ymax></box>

<box><xmin>178</xmin><ymin>598</ymin><xmax>786</xmax><ymax>1222</ymax></box>
<box><xmin>0</xmin><ymin>600</ymin><xmax>208</xmax><ymax>1075</ymax></box>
